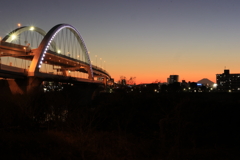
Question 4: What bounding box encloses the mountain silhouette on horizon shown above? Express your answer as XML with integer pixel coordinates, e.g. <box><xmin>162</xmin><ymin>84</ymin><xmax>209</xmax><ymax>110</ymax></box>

<box><xmin>197</xmin><ymin>78</ymin><xmax>214</xmax><ymax>85</ymax></box>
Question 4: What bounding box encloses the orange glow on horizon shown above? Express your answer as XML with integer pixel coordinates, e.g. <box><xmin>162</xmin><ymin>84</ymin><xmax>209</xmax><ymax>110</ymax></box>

<box><xmin>110</xmin><ymin>71</ymin><xmax>217</xmax><ymax>85</ymax></box>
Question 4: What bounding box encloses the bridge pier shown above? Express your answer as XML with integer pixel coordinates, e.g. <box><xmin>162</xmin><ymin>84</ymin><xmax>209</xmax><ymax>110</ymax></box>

<box><xmin>103</xmin><ymin>77</ymin><xmax>107</xmax><ymax>86</ymax></box>
<box><xmin>7</xmin><ymin>77</ymin><xmax>42</xmax><ymax>95</ymax></box>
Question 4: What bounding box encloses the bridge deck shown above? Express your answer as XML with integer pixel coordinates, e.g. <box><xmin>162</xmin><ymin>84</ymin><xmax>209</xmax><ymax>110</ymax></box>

<box><xmin>0</xmin><ymin>63</ymin><xmax>103</xmax><ymax>84</ymax></box>
<box><xmin>0</xmin><ymin>42</ymin><xmax>110</xmax><ymax>77</ymax></box>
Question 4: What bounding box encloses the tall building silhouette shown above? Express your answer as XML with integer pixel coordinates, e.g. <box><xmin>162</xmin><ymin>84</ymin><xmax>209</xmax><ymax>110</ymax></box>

<box><xmin>216</xmin><ymin>69</ymin><xmax>240</xmax><ymax>92</ymax></box>
<box><xmin>167</xmin><ymin>75</ymin><xmax>179</xmax><ymax>84</ymax></box>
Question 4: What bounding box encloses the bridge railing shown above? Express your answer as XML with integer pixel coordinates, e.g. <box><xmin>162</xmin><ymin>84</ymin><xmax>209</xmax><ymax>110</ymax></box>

<box><xmin>47</xmin><ymin>50</ymin><xmax>89</xmax><ymax>66</ymax></box>
<box><xmin>47</xmin><ymin>50</ymin><xmax>110</xmax><ymax>78</ymax></box>
<box><xmin>0</xmin><ymin>63</ymin><xmax>26</xmax><ymax>73</ymax></box>
<box><xmin>91</xmin><ymin>64</ymin><xmax>110</xmax><ymax>76</ymax></box>
<box><xmin>0</xmin><ymin>41</ymin><xmax>26</xmax><ymax>50</ymax></box>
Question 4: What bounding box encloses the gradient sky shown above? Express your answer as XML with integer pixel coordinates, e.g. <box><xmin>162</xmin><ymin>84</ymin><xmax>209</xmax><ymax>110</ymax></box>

<box><xmin>1</xmin><ymin>0</ymin><xmax>240</xmax><ymax>84</ymax></box>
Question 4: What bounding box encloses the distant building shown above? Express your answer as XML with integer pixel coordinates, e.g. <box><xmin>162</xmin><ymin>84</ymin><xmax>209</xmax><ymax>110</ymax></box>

<box><xmin>168</xmin><ymin>75</ymin><xmax>179</xmax><ymax>84</ymax></box>
<box><xmin>181</xmin><ymin>80</ymin><xmax>188</xmax><ymax>88</ymax></box>
<box><xmin>216</xmin><ymin>69</ymin><xmax>240</xmax><ymax>92</ymax></box>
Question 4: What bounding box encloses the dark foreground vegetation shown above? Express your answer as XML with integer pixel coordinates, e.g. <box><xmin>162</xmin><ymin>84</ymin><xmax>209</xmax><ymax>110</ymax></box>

<box><xmin>0</xmin><ymin>87</ymin><xmax>240</xmax><ymax>159</ymax></box>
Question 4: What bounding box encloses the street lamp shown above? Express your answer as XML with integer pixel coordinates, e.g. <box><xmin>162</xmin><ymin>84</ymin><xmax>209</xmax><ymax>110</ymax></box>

<box><xmin>95</xmin><ymin>55</ymin><xmax>97</xmax><ymax>67</ymax></box>
<box><xmin>23</xmin><ymin>47</ymin><xmax>26</xmax><ymax>54</ymax></box>
<box><xmin>23</xmin><ymin>47</ymin><xmax>27</xmax><ymax>69</ymax></box>
<box><xmin>17</xmin><ymin>23</ymin><xmax>21</xmax><ymax>45</ymax></box>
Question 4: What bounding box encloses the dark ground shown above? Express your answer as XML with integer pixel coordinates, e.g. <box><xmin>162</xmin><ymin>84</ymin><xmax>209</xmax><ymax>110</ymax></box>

<box><xmin>0</xmin><ymin>89</ymin><xmax>240</xmax><ymax>159</ymax></box>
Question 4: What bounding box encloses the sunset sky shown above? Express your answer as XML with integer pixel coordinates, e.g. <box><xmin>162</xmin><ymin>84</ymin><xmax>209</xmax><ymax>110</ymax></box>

<box><xmin>1</xmin><ymin>0</ymin><xmax>240</xmax><ymax>84</ymax></box>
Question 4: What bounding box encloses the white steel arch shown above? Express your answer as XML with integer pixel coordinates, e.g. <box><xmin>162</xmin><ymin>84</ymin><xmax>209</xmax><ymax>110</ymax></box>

<box><xmin>2</xmin><ymin>26</ymin><xmax>46</xmax><ymax>42</ymax></box>
<box><xmin>28</xmin><ymin>24</ymin><xmax>93</xmax><ymax>80</ymax></box>
<box><xmin>2</xmin><ymin>26</ymin><xmax>57</xmax><ymax>51</ymax></box>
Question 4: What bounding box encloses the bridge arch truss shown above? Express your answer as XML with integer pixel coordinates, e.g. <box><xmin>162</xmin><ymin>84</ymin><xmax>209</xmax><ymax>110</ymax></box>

<box><xmin>0</xmin><ymin>23</ymin><xmax>111</xmax><ymax>84</ymax></box>
<box><xmin>28</xmin><ymin>24</ymin><xmax>93</xmax><ymax>80</ymax></box>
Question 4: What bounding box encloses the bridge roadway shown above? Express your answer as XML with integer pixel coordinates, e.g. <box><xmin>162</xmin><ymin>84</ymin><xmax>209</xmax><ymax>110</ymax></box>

<box><xmin>0</xmin><ymin>42</ymin><xmax>110</xmax><ymax>97</ymax></box>
<box><xmin>0</xmin><ymin>41</ymin><xmax>110</xmax><ymax>81</ymax></box>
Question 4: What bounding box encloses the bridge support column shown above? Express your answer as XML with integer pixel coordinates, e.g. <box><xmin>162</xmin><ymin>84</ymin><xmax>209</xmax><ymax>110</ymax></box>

<box><xmin>103</xmin><ymin>77</ymin><xmax>107</xmax><ymax>86</ymax></box>
<box><xmin>62</xmin><ymin>70</ymin><xmax>67</xmax><ymax>76</ymax></box>
<box><xmin>86</xmin><ymin>66</ymin><xmax>93</xmax><ymax>80</ymax></box>
<box><xmin>7</xmin><ymin>77</ymin><xmax>42</xmax><ymax>95</ymax></box>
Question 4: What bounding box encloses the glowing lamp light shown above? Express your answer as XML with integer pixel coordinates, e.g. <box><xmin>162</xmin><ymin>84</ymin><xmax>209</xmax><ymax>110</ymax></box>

<box><xmin>11</xmin><ymin>34</ymin><xmax>16</xmax><ymax>40</ymax></box>
<box><xmin>57</xmin><ymin>50</ymin><xmax>61</xmax><ymax>53</ymax></box>
<box><xmin>29</xmin><ymin>26</ymin><xmax>34</xmax><ymax>31</ymax></box>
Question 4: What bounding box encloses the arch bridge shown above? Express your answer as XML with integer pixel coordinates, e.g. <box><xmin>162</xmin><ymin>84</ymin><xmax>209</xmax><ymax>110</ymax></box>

<box><xmin>0</xmin><ymin>24</ymin><xmax>112</xmax><ymax>94</ymax></box>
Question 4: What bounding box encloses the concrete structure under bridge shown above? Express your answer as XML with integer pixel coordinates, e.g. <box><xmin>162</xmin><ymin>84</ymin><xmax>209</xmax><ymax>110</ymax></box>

<box><xmin>0</xmin><ymin>24</ymin><xmax>113</xmax><ymax>95</ymax></box>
